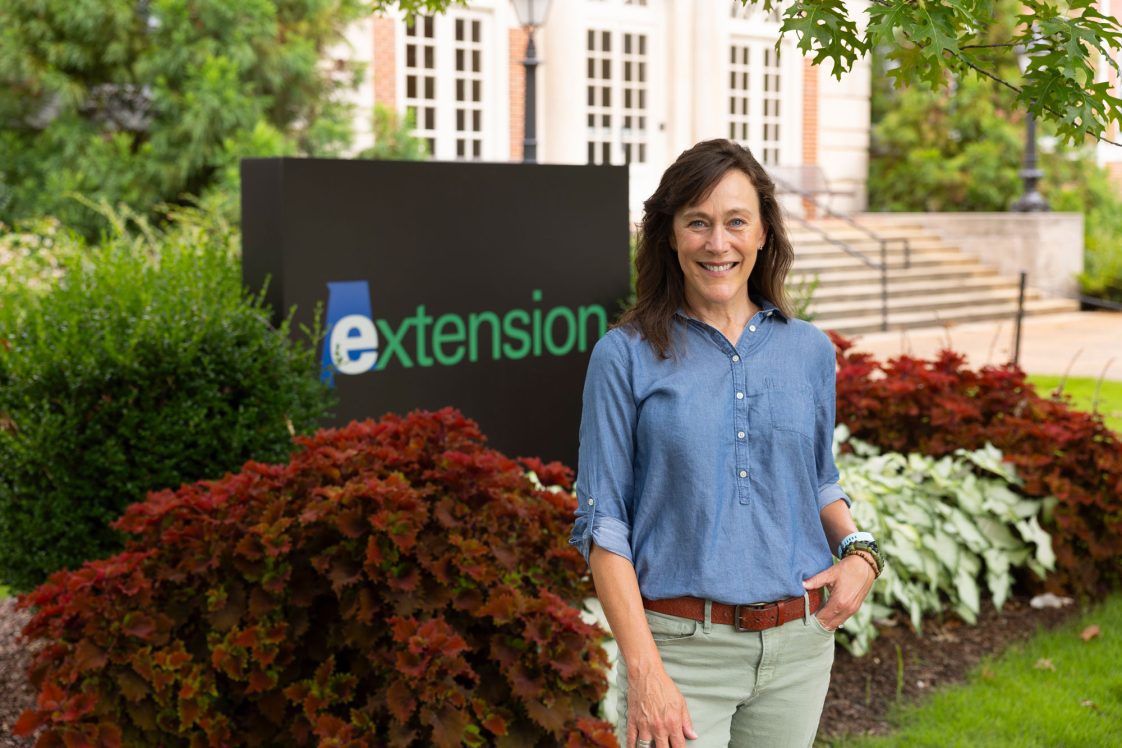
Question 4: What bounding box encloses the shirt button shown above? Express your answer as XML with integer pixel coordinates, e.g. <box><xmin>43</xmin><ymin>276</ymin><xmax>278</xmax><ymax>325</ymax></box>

<box><xmin>732</xmin><ymin>354</ymin><xmax>740</xmax><ymax>363</ymax></box>
<box><xmin>739</xmin><ymin>470</ymin><xmax>748</xmax><ymax>478</ymax></box>
<box><xmin>736</xmin><ymin>392</ymin><xmax>744</xmax><ymax>400</ymax></box>
<box><xmin>749</xmin><ymin>324</ymin><xmax>757</xmax><ymax>333</ymax></box>
<box><xmin>587</xmin><ymin>498</ymin><xmax>595</xmax><ymax>506</ymax></box>
<box><xmin>738</xmin><ymin>431</ymin><xmax>745</xmax><ymax>439</ymax></box>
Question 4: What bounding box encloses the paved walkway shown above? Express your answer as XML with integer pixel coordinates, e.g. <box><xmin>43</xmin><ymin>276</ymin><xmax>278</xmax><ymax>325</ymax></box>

<box><xmin>836</xmin><ymin>311</ymin><xmax>1122</xmax><ymax>379</ymax></box>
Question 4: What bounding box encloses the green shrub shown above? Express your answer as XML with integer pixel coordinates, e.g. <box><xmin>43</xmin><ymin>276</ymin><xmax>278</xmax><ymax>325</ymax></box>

<box><xmin>836</xmin><ymin>430</ymin><xmax>1055</xmax><ymax>656</ymax></box>
<box><xmin>0</xmin><ymin>208</ymin><xmax>333</xmax><ymax>590</ymax></box>
<box><xmin>17</xmin><ymin>409</ymin><xmax>615</xmax><ymax>747</ymax></box>
<box><xmin>0</xmin><ymin>217</ymin><xmax>86</xmax><ymax>312</ymax></box>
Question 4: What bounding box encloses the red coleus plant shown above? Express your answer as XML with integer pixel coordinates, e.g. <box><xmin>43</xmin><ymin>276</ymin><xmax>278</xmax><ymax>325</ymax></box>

<box><xmin>17</xmin><ymin>408</ymin><xmax>615</xmax><ymax>747</ymax></box>
<box><xmin>832</xmin><ymin>333</ymin><xmax>1122</xmax><ymax>595</ymax></box>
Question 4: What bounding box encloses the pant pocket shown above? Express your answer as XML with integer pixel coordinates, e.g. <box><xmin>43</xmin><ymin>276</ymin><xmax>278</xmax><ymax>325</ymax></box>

<box><xmin>809</xmin><ymin>613</ymin><xmax>836</xmax><ymax>638</ymax></box>
<box><xmin>645</xmin><ymin>610</ymin><xmax>700</xmax><ymax>644</ymax></box>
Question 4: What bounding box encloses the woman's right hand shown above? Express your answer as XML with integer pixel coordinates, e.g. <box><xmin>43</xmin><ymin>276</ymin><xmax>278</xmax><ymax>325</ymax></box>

<box><xmin>627</xmin><ymin>664</ymin><xmax>697</xmax><ymax>748</ymax></box>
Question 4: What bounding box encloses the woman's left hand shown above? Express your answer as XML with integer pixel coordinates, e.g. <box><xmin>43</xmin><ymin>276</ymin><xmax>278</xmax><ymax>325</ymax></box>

<box><xmin>802</xmin><ymin>554</ymin><xmax>875</xmax><ymax>631</ymax></box>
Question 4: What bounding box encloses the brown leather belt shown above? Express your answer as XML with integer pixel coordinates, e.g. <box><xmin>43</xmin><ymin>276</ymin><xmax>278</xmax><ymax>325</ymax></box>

<box><xmin>642</xmin><ymin>588</ymin><xmax>823</xmax><ymax>632</ymax></box>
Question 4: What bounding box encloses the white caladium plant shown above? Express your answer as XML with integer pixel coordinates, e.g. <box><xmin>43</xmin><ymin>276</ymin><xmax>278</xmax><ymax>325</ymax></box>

<box><xmin>835</xmin><ymin>426</ymin><xmax>1056</xmax><ymax>656</ymax></box>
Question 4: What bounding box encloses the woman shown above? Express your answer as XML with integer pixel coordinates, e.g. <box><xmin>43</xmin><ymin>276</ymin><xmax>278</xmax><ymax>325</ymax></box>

<box><xmin>570</xmin><ymin>139</ymin><xmax>882</xmax><ymax>748</ymax></box>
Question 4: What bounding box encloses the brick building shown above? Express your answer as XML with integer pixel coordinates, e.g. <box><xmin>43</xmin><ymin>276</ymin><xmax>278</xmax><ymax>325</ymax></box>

<box><xmin>336</xmin><ymin>0</ymin><xmax>872</xmax><ymax>215</ymax></box>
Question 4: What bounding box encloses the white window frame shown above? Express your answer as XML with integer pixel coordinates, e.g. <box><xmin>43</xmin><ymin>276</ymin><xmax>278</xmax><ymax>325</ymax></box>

<box><xmin>581</xmin><ymin>0</ymin><xmax>665</xmax><ymax>208</ymax></box>
<box><xmin>726</xmin><ymin>10</ymin><xmax>802</xmax><ymax>167</ymax></box>
<box><xmin>395</xmin><ymin>3</ymin><xmax>505</xmax><ymax>161</ymax></box>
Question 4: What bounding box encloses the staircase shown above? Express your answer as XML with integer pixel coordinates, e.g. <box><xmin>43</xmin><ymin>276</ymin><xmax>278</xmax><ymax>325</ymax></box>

<box><xmin>788</xmin><ymin>217</ymin><xmax>1079</xmax><ymax>336</ymax></box>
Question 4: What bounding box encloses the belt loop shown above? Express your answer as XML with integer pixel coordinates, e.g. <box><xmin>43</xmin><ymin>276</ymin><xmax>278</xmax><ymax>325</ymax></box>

<box><xmin>803</xmin><ymin>591</ymin><xmax>811</xmax><ymax>626</ymax></box>
<box><xmin>703</xmin><ymin>600</ymin><xmax>713</xmax><ymax>633</ymax></box>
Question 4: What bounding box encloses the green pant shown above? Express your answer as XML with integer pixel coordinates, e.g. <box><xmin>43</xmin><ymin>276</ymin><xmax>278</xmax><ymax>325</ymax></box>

<box><xmin>617</xmin><ymin>599</ymin><xmax>835</xmax><ymax>747</ymax></box>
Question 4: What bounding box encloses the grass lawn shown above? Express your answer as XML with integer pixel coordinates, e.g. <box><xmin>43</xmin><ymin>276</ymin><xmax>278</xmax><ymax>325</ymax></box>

<box><xmin>1026</xmin><ymin>375</ymin><xmax>1122</xmax><ymax>433</ymax></box>
<box><xmin>824</xmin><ymin>594</ymin><xmax>1122</xmax><ymax>747</ymax></box>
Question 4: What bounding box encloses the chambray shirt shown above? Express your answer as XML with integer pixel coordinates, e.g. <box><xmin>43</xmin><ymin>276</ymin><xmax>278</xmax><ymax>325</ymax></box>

<box><xmin>569</xmin><ymin>299</ymin><xmax>849</xmax><ymax>604</ymax></box>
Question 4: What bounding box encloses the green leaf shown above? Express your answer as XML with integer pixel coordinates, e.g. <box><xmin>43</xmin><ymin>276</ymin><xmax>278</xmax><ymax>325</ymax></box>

<box><xmin>780</xmin><ymin>0</ymin><xmax>865</xmax><ymax>78</ymax></box>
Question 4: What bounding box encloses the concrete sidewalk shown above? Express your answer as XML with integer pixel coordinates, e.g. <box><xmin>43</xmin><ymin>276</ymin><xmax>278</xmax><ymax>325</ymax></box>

<box><xmin>834</xmin><ymin>311</ymin><xmax>1122</xmax><ymax>379</ymax></box>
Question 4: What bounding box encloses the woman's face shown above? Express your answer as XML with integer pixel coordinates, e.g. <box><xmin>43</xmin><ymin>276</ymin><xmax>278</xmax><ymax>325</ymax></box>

<box><xmin>670</xmin><ymin>169</ymin><xmax>767</xmax><ymax>315</ymax></box>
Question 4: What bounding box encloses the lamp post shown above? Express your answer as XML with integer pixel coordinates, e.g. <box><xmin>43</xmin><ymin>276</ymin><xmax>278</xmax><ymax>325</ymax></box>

<box><xmin>510</xmin><ymin>0</ymin><xmax>552</xmax><ymax>163</ymax></box>
<box><xmin>1012</xmin><ymin>29</ymin><xmax>1049</xmax><ymax>212</ymax></box>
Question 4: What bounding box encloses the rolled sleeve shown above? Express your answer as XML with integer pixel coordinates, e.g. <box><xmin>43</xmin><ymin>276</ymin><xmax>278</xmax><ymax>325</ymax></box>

<box><xmin>570</xmin><ymin>510</ymin><xmax>632</xmax><ymax>564</ymax></box>
<box><xmin>569</xmin><ymin>331</ymin><xmax>637</xmax><ymax>565</ymax></box>
<box><xmin>817</xmin><ymin>480</ymin><xmax>850</xmax><ymax>511</ymax></box>
<box><xmin>815</xmin><ymin>343</ymin><xmax>851</xmax><ymax>512</ymax></box>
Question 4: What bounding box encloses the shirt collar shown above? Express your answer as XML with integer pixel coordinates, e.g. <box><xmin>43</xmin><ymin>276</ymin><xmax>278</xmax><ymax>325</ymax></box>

<box><xmin>673</xmin><ymin>294</ymin><xmax>789</xmax><ymax>323</ymax></box>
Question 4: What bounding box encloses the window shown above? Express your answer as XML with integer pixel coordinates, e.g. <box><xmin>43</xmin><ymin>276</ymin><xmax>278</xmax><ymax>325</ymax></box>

<box><xmin>404</xmin><ymin>16</ymin><xmax>437</xmax><ymax>155</ymax></box>
<box><xmin>586</xmin><ymin>28</ymin><xmax>649</xmax><ymax>165</ymax></box>
<box><xmin>730</xmin><ymin>0</ymin><xmax>781</xmax><ymax>22</ymax></box>
<box><xmin>727</xmin><ymin>35</ymin><xmax>788</xmax><ymax>165</ymax></box>
<box><xmin>760</xmin><ymin>46</ymin><xmax>781</xmax><ymax>165</ymax></box>
<box><xmin>453</xmin><ymin>17</ymin><xmax>484</xmax><ymax>159</ymax></box>
<box><xmin>400</xmin><ymin>11</ymin><xmax>490</xmax><ymax>160</ymax></box>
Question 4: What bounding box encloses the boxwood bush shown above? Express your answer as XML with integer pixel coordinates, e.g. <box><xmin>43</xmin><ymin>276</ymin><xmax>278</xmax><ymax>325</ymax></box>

<box><xmin>16</xmin><ymin>408</ymin><xmax>615</xmax><ymax>747</ymax></box>
<box><xmin>0</xmin><ymin>209</ymin><xmax>333</xmax><ymax>590</ymax></box>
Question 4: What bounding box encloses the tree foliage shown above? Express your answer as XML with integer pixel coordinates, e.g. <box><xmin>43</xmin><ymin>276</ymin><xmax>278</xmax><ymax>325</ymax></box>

<box><xmin>743</xmin><ymin>0</ymin><xmax>1122</xmax><ymax>145</ymax></box>
<box><xmin>867</xmin><ymin>31</ymin><xmax>1122</xmax><ymax>302</ymax></box>
<box><xmin>357</xmin><ymin>104</ymin><xmax>430</xmax><ymax>161</ymax></box>
<box><xmin>0</xmin><ymin>0</ymin><xmax>372</xmax><ymax>236</ymax></box>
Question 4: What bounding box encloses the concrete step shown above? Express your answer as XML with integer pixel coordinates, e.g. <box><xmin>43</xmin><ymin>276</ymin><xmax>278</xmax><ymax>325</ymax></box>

<box><xmin>791</xmin><ymin>250</ymin><xmax>987</xmax><ymax>274</ymax></box>
<box><xmin>791</xmin><ymin>262</ymin><xmax>1000</xmax><ymax>287</ymax></box>
<box><xmin>789</xmin><ymin>227</ymin><xmax>936</xmax><ymax>245</ymax></box>
<box><xmin>814</xmin><ymin>298</ymin><xmax>1081</xmax><ymax>336</ymax></box>
<box><xmin>791</xmin><ymin>237</ymin><xmax>951</xmax><ymax>258</ymax></box>
<box><xmin>789</xmin><ymin>224</ymin><xmax>935</xmax><ymax>244</ymax></box>
<box><xmin>796</xmin><ymin>275</ymin><xmax>1022</xmax><ymax>303</ymax></box>
<box><xmin>809</xmin><ymin>287</ymin><xmax>1040</xmax><ymax>319</ymax></box>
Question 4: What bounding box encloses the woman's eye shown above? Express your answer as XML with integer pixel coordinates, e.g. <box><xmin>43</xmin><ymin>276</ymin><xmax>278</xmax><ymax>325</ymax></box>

<box><xmin>729</xmin><ymin>217</ymin><xmax>747</xmax><ymax>228</ymax></box>
<box><xmin>687</xmin><ymin>219</ymin><xmax>706</xmax><ymax>228</ymax></box>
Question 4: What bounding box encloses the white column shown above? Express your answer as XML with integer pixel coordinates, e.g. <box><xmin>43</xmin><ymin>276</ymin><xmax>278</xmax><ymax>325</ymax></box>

<box><xmin>539</xmin><ymin>3</ymin><xmax>586</xmax><ymax>164</ymax></box>
<box><xmin>691</xmin><ymin>0</ymin><xmax>725</xmax><ymax>144</ymax></box>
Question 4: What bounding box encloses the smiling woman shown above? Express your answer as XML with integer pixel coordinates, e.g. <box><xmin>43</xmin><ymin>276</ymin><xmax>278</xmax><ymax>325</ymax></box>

<box><xmin>571</xmin><ymin>139</ymin><xmax>881</xmax><ymax>748</ymax></box>
<box><xmin>669</xmin><ymin>170</ymin><xmax>766</xmax><ymax>337</ymax></box>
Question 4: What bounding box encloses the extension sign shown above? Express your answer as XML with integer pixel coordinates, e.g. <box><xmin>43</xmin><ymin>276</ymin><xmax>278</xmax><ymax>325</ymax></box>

<box><xmin>241</xmin><ymin>158</ymin><xmax>629</xmax><ymax>466</ymax></box>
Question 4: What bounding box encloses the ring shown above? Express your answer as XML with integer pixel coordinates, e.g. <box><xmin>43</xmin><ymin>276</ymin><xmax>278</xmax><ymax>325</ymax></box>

<box><xmin>637</xmin><ymin>741</ymin><xmax>652</xmax><ymax>748</ymax></box>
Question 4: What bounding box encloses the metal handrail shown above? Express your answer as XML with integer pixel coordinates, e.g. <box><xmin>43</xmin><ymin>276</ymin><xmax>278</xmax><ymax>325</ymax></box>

<box><xmin>785</xmin><ymin>213</ymin><xmax>890</xmax><ymax>332</ymax></box>
<box><xmin>1079</xmin><ymin>294</ymin><xmax>1122</xmax><ymax>311</ymax></box>
<box><xmin>771</xmin><ymin>172</ymin><xmax>914</xmax><ymax>332</ymax></box>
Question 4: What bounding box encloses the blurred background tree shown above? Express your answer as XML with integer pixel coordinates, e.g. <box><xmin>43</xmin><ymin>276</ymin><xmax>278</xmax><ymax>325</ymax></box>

<box><xmin>867</xmin><ymin>1</ymin><xmax>1122</xmax><ymax>302</ymax></box>
<box><xmin>357</xmin><ymin>104</ymin><xmax>429</xmax><ymax>160</ymax></box>
<box><xmin>0</xmin><ymin>0</ymin><xmax>371</xmax><ymax>237</ymax></box>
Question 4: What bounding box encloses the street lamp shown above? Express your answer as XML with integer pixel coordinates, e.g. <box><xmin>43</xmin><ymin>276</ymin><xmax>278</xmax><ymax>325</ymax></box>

<box><xmin>510</xmin><ymin>0</ymin><xmax>552</xmax><ymax>163</ymax></box>
<box><xmin>1012</xmin><ymin>29</ymin><xmax>1049</xmax><ymax>212</ymax></box>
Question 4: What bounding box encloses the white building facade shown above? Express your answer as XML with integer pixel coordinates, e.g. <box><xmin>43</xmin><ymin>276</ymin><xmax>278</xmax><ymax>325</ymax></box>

<box><xmin>340</xmin><ymin>0</ymin><xmax>871</xmax><ymax>215</ymax></box>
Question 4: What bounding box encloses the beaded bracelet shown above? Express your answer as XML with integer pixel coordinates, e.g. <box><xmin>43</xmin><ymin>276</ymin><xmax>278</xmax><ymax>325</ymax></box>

<box><xmin>843</xmin><ymin>540</ymin><xmax>885</xmax><ymax>578</ymax></box>
<box><xmin>846</xmin><ymin>548</ymin><xmax>880</xmax><ymax>580</ymax></box>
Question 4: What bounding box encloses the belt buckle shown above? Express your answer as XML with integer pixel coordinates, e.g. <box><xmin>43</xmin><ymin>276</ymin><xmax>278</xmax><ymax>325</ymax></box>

<box><xmin>732</xmin><ymin>602</ymin><xmax>769</xmax><ymax>632</ymax></box>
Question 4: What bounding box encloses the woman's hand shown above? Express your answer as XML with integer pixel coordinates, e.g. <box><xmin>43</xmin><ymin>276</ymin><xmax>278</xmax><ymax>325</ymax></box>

<box><xmin>801</xmin><ymin>553</ymin><xmax>875</xmax><ymax>631</ymax></box>
<box><xmin>627</xmin><ymin>665</ymin><xmax>697</xmax><ymax>748</ymax></box>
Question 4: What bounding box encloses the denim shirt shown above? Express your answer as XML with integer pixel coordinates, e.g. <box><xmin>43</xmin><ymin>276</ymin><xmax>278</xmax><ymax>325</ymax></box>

<box><xmin>569</xmin><ymin>300</ymin><xmax>848</xmax><ymax>604</ymax></box>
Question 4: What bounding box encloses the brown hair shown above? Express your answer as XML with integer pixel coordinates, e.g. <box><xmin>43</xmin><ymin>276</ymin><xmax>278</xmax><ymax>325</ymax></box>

<box><xmin>617</xmin><ymin>139</ymin><xmax>794</xmax><ymax>358</ymax></box>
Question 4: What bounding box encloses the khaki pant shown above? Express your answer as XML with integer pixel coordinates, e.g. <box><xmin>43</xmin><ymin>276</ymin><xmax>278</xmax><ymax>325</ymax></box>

<box><xmin>617</xmin><ymin>597</ymin><xmax>835</xmax><ymax>748</ymax></box>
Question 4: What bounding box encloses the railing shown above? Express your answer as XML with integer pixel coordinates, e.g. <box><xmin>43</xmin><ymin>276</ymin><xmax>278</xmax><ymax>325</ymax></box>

<box><xmin>770</xmin><ymin>171</ymin><xmax>913</xmax><ymax>332</ymax></box>
<box><xmin>1078</xmin><ymin>294</ymin><xmax>1122</xmax><ymax>311</ymax></box>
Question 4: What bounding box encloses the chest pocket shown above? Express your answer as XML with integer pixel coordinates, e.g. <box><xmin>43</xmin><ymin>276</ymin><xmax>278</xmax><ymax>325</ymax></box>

<box><xmin>766</xmin><ymin>384</ymin><xmax>816</xmax><ymax>441</ymax></box>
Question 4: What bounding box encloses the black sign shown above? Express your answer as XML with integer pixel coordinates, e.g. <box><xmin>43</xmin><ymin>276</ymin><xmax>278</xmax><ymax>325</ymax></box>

<box><xmin>241</xmin><ymin>158</ymin><xmax>630</xmax><ymax>467</ymax></box>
